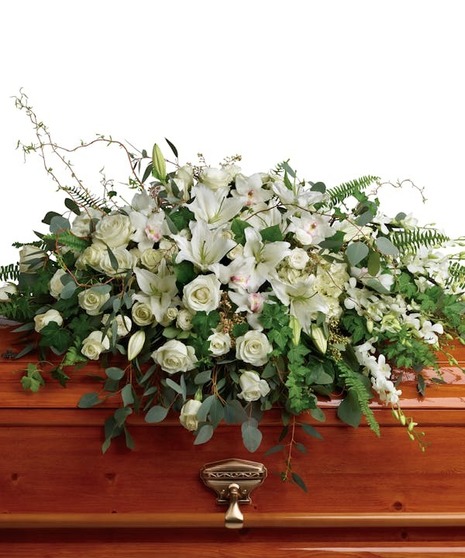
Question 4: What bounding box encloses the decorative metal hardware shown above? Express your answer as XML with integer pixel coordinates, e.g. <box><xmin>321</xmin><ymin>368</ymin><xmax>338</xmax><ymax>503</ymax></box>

<box><xmin>200</xmin><ymin>458</ymin><xmax>267</xmax><ymax>529</ymax></box>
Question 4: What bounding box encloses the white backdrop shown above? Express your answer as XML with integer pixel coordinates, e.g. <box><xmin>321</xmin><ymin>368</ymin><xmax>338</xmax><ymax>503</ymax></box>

<box><xmin>1</xmin><ymin>0</ymin><xmax>464</xmax><ymax>267</ymax></box>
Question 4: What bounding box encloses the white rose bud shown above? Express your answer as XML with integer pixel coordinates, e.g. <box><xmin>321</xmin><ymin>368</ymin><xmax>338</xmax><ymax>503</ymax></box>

<box><xmin>152</xmin><ymin>339</ymin><xmax>197</xmax><ymax>374</ymax></box>
<box><xmin>102</xmin><ymin>314</ymin><xmax>132</xmax><ymax>337</ymax></box>
<box><xmin>207</xmin><ymin>331</ymin><xmax>232</xmax><ymax>356</ymax></box>
<box><xmin>159</xmin><ymin>306</ymin><xmax>179</xmax><ymax>327</ymax></box>
<box><xmin>34</xmin><ymin>309</ymin><xmax>63</xmax><ymax>332</ymax></box>
<box><xmin>49</xmin><ymin>269</ymin><xmax>68</xmax><ymax>298</ymax></box>
<box><xmin>177</xmin><ymin>309</ymin><xmax>194</xmax><ymax>331</ymax></box>
<box><xmin>0</xmin><ymin>283</ymin><xmax>17</xmax><ymax>301</ymax></box>
<box><xmin>235</xmin><ymin>330</ymin><xmax>272</xmax><ymax>367</ymax></box>
<box><xmin>71</xmin><ymin>208</ymin><xmax>101</xmax><ymax>237</ymax></box>
<box><xmin>78</xmin><ymin>287</ymin><xmax>110</xmax><ymax>316</ymax></box>
<box><xmin>132</xmin><ymin>301</ymin><xmax>155</xmax><ymax>326</ymax></box>
<box><xmin>127</xmin><ymin>330</ymin><xmax>146</xmax><ymax>361</ymax></box>
<box><xmin>237</xmin><ymin>370</ymin><xmax>270</xmax><ymax>402</ymax></box>
<box><xmin>199</xmin><ymin>167</ymin><xmax>231</xmax><ymax>190</ymax></box>
<box><xmin>75</xmin><ymin>243</ymin><xmax>105</xmax><ymax>271</ymax></box>
<box><xmin>288</xmin><ymin>248</ymin><xmax>310</xmax><ymax>270</ymax></box>
<box><xmin>99</xmin><ymin>247</ymin><xmax>137</xmax><ymax>276</ymax></box>
<box><xmin>140</xmin><ymin>248</ymin><xmax>164</xmax><ymax>271</ymax></box>
<box><xmin>183</xmin><ymin>274</ymin><xmax>221</xmax><ymax>314</ymax></box>
<box><xmin>93</xmin><ymin>213</ymin><xmax>133</xmax><ymax>248</ymax></box>
<box><xmin>179</xmin><ymin>399</ymin><xmax>202</xmax><ymax>431</ymax></box>
<box><xmin>81</xmin><ymin>331</ymin><xmax>110</xmax><ymax>360</ymax></box>
<box><xmin>19</xmin><ymin>245</ymin><xmax>46</xmax><ymax>273</ymax></box>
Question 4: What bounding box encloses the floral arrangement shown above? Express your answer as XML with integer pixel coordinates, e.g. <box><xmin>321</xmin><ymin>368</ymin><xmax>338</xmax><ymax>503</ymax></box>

<box><xmin>1</xmin><ymin>94</ymin><xmax>465</xmax><ymax>489</ymax></box>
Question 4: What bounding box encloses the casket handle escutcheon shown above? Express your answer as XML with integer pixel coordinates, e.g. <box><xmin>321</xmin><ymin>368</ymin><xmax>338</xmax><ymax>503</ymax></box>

<box><xmin>200</xmin><ymin>458</ymin><xmax>267</xmax><ymax>529</ymax></box>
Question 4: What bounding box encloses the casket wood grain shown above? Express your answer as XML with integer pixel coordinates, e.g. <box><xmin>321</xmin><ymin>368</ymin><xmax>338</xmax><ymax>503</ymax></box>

<box><xmin>1</xmin><ymin>324</ymin><xmax>465</xmax><ymax>557</ymax></box>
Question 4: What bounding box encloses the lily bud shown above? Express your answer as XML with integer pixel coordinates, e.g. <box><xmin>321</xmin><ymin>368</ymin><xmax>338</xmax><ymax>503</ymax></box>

<box><xmin>289</xmin><ymin>315</ymin><xmax>301</xmax><ymax>346</ymax></box>
<box><xmin>152</xmin><ymin>143</ymin><xmax>167</xmax><ymax>183</ymax></box>
<box><xmin>127</xmin><ymin>330</ymin><xmax>146</xmax><ymax>361</ymax></box>
<box><xmin>311</xmin><ymin>325</ymin><xmax>327</xmax><ymax>354</ymax></box>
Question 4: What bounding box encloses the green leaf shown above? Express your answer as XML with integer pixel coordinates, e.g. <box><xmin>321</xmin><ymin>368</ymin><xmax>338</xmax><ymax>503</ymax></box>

<box><xmin>356</xmin><ymin>209</ymin><xmax>374</xmax><ymax>227</ymax></box>
<box><xmin>241</xmin><ymin>418</ymin><xmax>263</xmax><ymax>452</ymax></box>
<box><xmin>346</xmin><ymin>241</ymin><xmax>369</xmax><ymax>266</ymax></box>
<box><xmin>165</xmin><ymin>377</ymin><xmax>183</xmax><ymax>395</ymax></box>
<box><xmin>174</xmin><ymin>260</ymin><xmax>196</xmax><ymax>285</ymax></box>
<box><xmin>319</xmin><ymin>230</ymin><xmax>345</xmax><ymax>252</ymax></box>
<box><xmin>337</xmin><ymin>391</ymin><xmax>362</xmax><ymax>428</ymax></box>
<box><xmin>224</xmin><ymin>400</ymin><xmax>248</xmax><ymax>424</ymax></box>
<box><xmin>106</xmin><ymin>247</ymin><xmax>119</xmax><ymax>272</ymax></box>
<box><xmin>365</xmin><ymin>278</ymin><xmax>391</xmax><ymax>294</ymax></box>
<box><xmin>165</xmin><ymin>137</ymin><xmax>179</xmax><ymax>158</ymax></box>
<box><xmin>60</xmin><ymin>280</ymin><xmax>77</xmax><ymax>300</ymax></box>
<box><xmin>376</xmin><ymin>236</ymin><xmax>400</xmax><ymax>257</ymax></box>
<box><xmin>367</xmin><ymin>250</ymin><xmax>381</xmax><ymax>276</ymax></box>
<box><xmin>197</xmin><ymin>395</ymin><xmax>216</xmax><ymax>422</ymax></box>
<box><xmin>310</xmin><ymin>407</ymin><xmax>326</xmax><ymax>422</ymax></box>
<box><xmin>260</xmin><ymin>225</ymin><xmax>283</xmax><ymax>242</ymax></box>
<box><xmin>114</xmin><ymin>406</ymin><xmax>132</xmax><ymax>427</ymax></box>
<box><xmin>194</xmin><ymin>424</ymin><xmax>214</xmax><ymax>445</ymax></box>
<box><xmin>50</xmin><ymin>215</ymin><xmax>71</xmax><ymax>233</ymax></box>
<box><xmin>124</xmin><ymin>426</ymin><xmax>135</xmax><ymax>450</ymax></box>
<box><xmin>291</xmin><ymin>472</ymin><xmax>308</xmax><ymax>492</ymax></box>
<box><xmin>264</xmin><ymin>444</ymin><xmax>285</xmax><ymax>456</ymax></box>
<box><xmin>300</xmin><ymin>423</ymin><xmax>323</xmax><ymax>440</ymax></box>
<box><xmin>145</xmin><ymin>405</ymin><xmax>169</xmax><ymax>423</ymax></box>
<box><xmin>78</xmin><ymin>392</ymin><xmax>101</xmax><ymax>408</ymax></box>
<box><xmin>105</xmin><ymin>367</ymin><xmax>125</xmax><ymax>381</ymax></box>
<box><xmin>231</xmin><ymin>218</ymin><xmax>251</xmax><ymax>245</ymax></box>
<box><xmin>194</xmin><ymin>370</ymin><xmax>212</xmax><ymax>385</ymax></box>
<box><xmin>64</xmin><ymin>198</ymin><xmax>81</xmax><ymax>215</ymax></box>
<box><xmin>42</xmin><ymin>211</ymin><xmax>62</xmax><ymax>225</ymax></box>
<box><xmin>311</xmin><ymin>181</ymin><xmax>326</xmax><ymax>193</ymax></box>
<box><xmin>121</xmin><ymin>384</ymin><xmax>135</xmax><ymax>406</ymax></box>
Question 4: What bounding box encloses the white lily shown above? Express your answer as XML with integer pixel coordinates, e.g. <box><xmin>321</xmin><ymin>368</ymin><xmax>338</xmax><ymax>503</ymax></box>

<box><xmin>243</xmin><ymin>227</ymin><xmax>290</xmax><ymax>287</ymax></box>
<box><xmin>269</xmin><ymin>272</ymin><xmax>329</xmax><ymax>334</ymax></box>
<box><xmin>134</xmin><ymin>261</ymin><xmax>178</xmax><ymax>322</ymax></box>
<box><xmin>188</xmin><ymin>184</ymin><xmax>244</xmax><ymax>228</ymax></box>
<box><xmin>172</xmin><ymin>221</ymin><xmax>236</xmax><ymax>272</ymax></box>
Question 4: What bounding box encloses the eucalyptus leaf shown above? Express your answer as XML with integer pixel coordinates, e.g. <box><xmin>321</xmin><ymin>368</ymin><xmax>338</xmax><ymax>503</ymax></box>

<box><xmin>376</xmin><ymin>236</ymin><xmax>400</xmax><ymax>257</ymax></box>
<box><xmin>241</xmin><ymin>418</ymin><xmax>263</xmax><ymax>452</ymax></box>
<box><xmin>346</xmin><ymin>241</ymin><xmax>369</xmax><ymax>266</ymax></box>
<box><xmin>145</xmin><ymin>405</ymin><xmax>169</xmax><ymax>423</ymax></box>
<box><xmin>194</xmin><ymin>424</ymin><xmax>214</xmax><ymax>445</ymax></box>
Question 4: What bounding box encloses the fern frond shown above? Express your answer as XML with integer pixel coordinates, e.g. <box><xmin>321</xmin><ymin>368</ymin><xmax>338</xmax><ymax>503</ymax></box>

<box><xmin>390</xmin><ymin>227</ymin><xmax>449</xmax><ymax>254</ymax></box>
<box><xmin>56</xmin><ymin>230</ymin><xmax>91</xmax><ymax>252</ymax></box>
<box><xmin>328</xmin><ymin>176</ymin><xmax>380</xmax><ymax>207</ymax></box>
<box><xmin>63</xmin><ymin>185</ymin><xmax>109</xmax><ymax>212</ymax></box>
<box><xmin>447</xmin><ymin>261</ymin><xmax>465</xmax><ymax>290</ymax></box>
<box><xmin>0</xmin><ymin>298</ymin><xmax>35</xmax><ymax>322</ymax></box>
<box><xmin>336</xmin><ymin>360</ymin><xmax>380</xmax><ymax>436</ymax></box>
<box><xmin>0</xmin><ymin>264</ymin><xmax>20</xmax><ymax>282</ymax></box>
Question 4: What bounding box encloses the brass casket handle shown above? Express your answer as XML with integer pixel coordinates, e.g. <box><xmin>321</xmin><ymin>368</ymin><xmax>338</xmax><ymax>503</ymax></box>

<box><xmin>200</xmin><ymin>458</ymin><xmax>267</xmax><ymax>529</ymax></box>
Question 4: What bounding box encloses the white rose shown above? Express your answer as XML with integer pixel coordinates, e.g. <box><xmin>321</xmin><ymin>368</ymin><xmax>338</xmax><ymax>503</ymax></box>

<box><xmin>101</xmin><ymin>314</ymin><xmax>132</xmax><ymax>337</ymax></box>
<box><xmin>159</xmin><ymin>306</ymin><xmax>179</xmax><ymax>327</ymax></box>
<box><xmin>199</xmin><ymin>167</ymin><xmax>231</xmax><ymax>190</ymax></box>
<box><xmin>93</xmin><ymin>213</ymin><xmax>133</xmax><ymax>248</ymax></box>
<box><xmin>288</xmin><ymin>248</ymin><xmax>310</xmax><ymax>270</ymax></box>
<box><xmin>0</xmin><ymin>283</ymin><xmax>17</xmax><ymax>301</ymax></box>
<box><xmin>78</xmin><ymin>287</ymin><xmax>110</xmax><ymax>316</ymax></box>
<box><xmin>99</xmin><ymin>247</ymin><xmax>137</xmax><ymax>276</ymax></box>
<box><xmin>237</xmin><ymin>370</ymin><xmax>270</xmax><ymax>402</ymax></box>
<box><xmin>49</xmin><ymin>269</ymin><xmax>68</xmax><ymax>298</ymax></box>
<box><xmin>75</xmin><ymin>243</ymin><xmax>106</xmax><ymax>270</ymax></box>
<box><xmin>177</xmin><ymin>309</ymin><xmax>194</xmax><ymax>331</ymax></box>
<box><xmin>140</xmin><ymin>248</ymin><xmax>164</xmax><ymax>271</ymax></box>
<box><xmin>132</xmin><ymin>301</ymin><xmax>155</xmax><ymax>326</ymax></box>
<box><xmin>179</xmin><ymin>399</ymin><xmax>202</xmax><ymax>431</ymax></box>
<box><xmin>19</xmin><ymin>245</ymin><xmax>46</xmax><ymax>272</ymax></box>
<box><xmin>235</xmin><ymin>330</ymin><xmax>272</xmax><ymax>366</ymax></box>
<box><xmin>208</xmin><ymin>331</ymin><xmax>231</xmax><ymax>356</ymax></box>
<box><xmin>81</xmin><ymin>331</ymin><xmax>110</xmax><ymax>360</ymax></box>
<box><xmin>152</xmin><ymin>340</ymin><xmax>197</xmax><ymax>374</ymax></box>
<box><xmin>183</xmin><ymin>274</ymin><xmax>221</xmax><ymax>314</ymax></box>
<box><xmin>34</xmin><ymin>309</ymin><xmax>63</xmax><ymax>332</ymax></box>
<box><xmin>71</xmin><ymin>208</ymin><xmax>101</xmax><ymax>237</ymax></box>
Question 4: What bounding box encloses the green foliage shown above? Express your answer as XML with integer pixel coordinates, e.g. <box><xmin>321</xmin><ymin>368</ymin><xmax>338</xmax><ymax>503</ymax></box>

<box><xmin>0</xmin><ymin>264</ymin><xmax>20</xmax><ymax>282</ymax></box>
<box><xmin>327</xmin><ymin>175</ymin><xmax>380</xmax><ymax>207</ymax></box>
<box><xmin>390</xmin><ymin>227</ymin><xmax>450</xmax><ymax>253</ymax></box>
<box><xmin>21</xmin><ymin>364</ymin><xmax>45</xmax><ymax>392</ymax></box>
<box><xmin>62</xmin><ymin>185</ymin><xmax>109</xmax><ymax>212</ymax></box>
<box><xmin>336</xmin><ymin>360</ymin><xmax>380</xmax><ymax>436</ymax></box>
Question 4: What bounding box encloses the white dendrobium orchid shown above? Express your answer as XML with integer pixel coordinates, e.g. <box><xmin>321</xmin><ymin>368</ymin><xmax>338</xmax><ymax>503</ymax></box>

<box><xmin>289</xmin><ymin>213</ymin><xmax>334</xmax><ymax>246</ymax></box>
<box><xmin>232</xmin><ymin>173</ymin><xmax>272</xmax><ymax>207</ymax></box>
<box><xmin>172</xmin><ymin>221</ymin><xmax>236</xmax><ymax>272</ymax></box>
<box><xmin>134</xmin><ymin>261</ymin><xmax>178</xmax><ymax>322</ymax></box>
<box><xmin>130</xmin><ymin>209</ymin><xmax>168</xmax><ymax>251</ymax></box>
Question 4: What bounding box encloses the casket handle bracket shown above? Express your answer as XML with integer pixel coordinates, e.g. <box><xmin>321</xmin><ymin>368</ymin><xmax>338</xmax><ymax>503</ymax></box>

<box><xmin>200</xmin><ymin>458</ymin><xmax>267</xmax><ymax>529</ymax></box>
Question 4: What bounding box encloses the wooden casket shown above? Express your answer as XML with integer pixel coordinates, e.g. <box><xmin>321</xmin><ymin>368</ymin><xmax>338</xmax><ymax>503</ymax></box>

<box><xmin>1</xmin><ymin>321</ymin><xmax>465</xmax><ymax>557</ymax></box>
